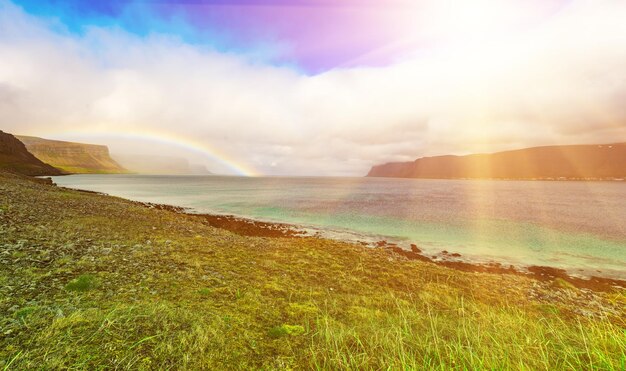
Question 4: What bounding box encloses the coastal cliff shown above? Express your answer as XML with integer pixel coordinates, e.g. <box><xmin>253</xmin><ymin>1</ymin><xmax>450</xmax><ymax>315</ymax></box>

<box><xmin>16</xmin><ymin>135</ymin><xmax>127</xmax><ymax>174</ymax></box>
<box><xmin>0</xmin><ymin>131</ymin><xmax>63</xmax><ymax>176</ymax></box>
<box><xmin>367</xmin><ymin>143</ymin><xmax>626</xmax><ymax>180</ymax></box>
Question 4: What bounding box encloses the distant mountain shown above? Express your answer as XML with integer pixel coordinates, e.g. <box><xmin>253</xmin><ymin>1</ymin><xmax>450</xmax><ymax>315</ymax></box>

<box><xmin>367</xmin><ymin>143</ymin><xmax>626</xmax><ymax>180</ymax></box>
<box><xmin>0</xmin><ymin>131</ymin><xmax>63</xmax><ymax>176</ymax></box>
<box><xmin>112</xmin><ymin>154</ymin><xmax>212</xmax><ymax>175</ymax></box>
<box><xmin>16</xmin><ymin>135</ymin><xmax>127</xmax><ymax>174</ymax></box>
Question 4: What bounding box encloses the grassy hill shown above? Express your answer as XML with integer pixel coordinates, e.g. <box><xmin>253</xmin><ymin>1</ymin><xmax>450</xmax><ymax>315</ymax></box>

<box><xmin>0</xmin><ymin>171</ymin><xmax>624</xmax><ymax>369</ymax></box>
<box><xmin>16</xmin><ymin>135</ymin><xmax>128</xmax><ymax>174</ymax></box>
<box><xmin>0</xmin><ymin>131</ymin><xmax>63</xmax><ymax>176</ymax></box>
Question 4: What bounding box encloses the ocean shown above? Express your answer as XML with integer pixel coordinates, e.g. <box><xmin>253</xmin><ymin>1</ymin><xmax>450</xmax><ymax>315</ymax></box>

<box><xmin>52</xmin><ymin>175</ymin><xmax>626</xmax><ymax>279</ymax></box>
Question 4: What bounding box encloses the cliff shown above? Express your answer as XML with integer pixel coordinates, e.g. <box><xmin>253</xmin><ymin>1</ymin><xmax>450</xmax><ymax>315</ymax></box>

<box><xmin>0</xmin><ymin>131</ymin><xmax>63</xmax><ymax>176</ymax></box>
<box><xmin>16</xmin><ymin>135</ymin><xmax>128</xmax><ymax>174</ymax></box>
<box><xmin>367</xmin><ymin>143</ymin><xmax>626</xmax><ymax>180</ymax></box>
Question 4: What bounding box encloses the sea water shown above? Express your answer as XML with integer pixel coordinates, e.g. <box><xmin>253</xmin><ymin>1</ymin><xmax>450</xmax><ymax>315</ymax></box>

<box><xmin>52</xmin><ymin>175</ymin><xmax>626</xmax><ymax>279</ymax></box>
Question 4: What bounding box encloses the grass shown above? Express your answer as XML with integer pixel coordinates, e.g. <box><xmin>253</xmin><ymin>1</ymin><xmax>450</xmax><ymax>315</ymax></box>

<box><xmin>0</xmin><ymin>171</ymin><xmax>624</xmax><ymax>369</ymax></box>
<box><xmin>309</xmin><ymin>296</ymin><xmax>625</xmax><ymax>369</ymax></box>
<box><xmin>268</xmin><ymin>324</ymin><xmax>306</xmax><ymax>338</ymax></box>
<box><xmin>64</xmin><ymin>274</ymin><xmax>98</xmax><ymax>292</ymax></box>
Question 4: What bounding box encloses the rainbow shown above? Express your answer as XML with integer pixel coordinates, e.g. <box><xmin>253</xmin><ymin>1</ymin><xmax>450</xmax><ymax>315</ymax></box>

<box><xmin>39</xmin><ymin>129</ymin><xmax>260</xmax><ymax>177</ymax></box>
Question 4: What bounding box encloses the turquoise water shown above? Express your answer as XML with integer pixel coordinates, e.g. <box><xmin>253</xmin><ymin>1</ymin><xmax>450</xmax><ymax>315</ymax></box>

<box><xmin>52</xmin><ymin>175</ymin><xmax>626</xmax><ymax>279</ymax></box>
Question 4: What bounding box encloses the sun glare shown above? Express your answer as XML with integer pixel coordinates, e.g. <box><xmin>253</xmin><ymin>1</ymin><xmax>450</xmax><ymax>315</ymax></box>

<box><xmin>410</xmin><ymin>0</ymin><xmax>555</xmax><ymax>44</ymax></box>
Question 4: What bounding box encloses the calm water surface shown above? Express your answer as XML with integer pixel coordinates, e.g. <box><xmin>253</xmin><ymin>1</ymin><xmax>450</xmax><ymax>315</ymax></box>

<box><xmin>52</xmin><ymin>175</ymin><xmax>626</xmax><ymax>279</ymax></box>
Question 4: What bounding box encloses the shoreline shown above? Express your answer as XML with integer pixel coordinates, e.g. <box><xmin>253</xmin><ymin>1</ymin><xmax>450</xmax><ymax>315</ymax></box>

<box><xmin>110</xmin><ymin>191</ymin><xmax>626</xmax><ymax>292</ymax></box>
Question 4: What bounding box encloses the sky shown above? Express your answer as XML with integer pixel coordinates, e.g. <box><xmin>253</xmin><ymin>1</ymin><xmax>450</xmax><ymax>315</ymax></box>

<box><xmin>0</xmin><ymin>0</ymin><xmax>625</xmax><ymax>176</ymax></box>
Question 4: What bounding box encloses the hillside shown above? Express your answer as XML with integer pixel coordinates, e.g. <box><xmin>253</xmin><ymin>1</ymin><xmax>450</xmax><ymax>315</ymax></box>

<box><xmin>16</xmin><ymin>135</ymin><xmax>128</xmax><ymax>174</ymax></box>
<box><xmin>0</xmin><ymin>131</ymin><xmax>63</xmax><ymax>176</ymax></box>
<box><xmin>367</xmin><ymin>143</ymin><xmax>626</xmax><ymax>180</ymax></box>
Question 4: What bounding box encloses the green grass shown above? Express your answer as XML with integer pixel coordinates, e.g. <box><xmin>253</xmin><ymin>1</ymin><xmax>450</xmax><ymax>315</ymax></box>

<box><xmin>64</xmin><ymin>274</ymin><xmax>98</xmax><ymax>292</ymax></box>
<box><xmin>268</xmin><ymin>324</ymin><xmax>306</xmax><ymax>338</ymax></box>
<box><xmin>0</xmin><ymin>171</ymin><xmax>624</xmax><ymax>369</ymax></box>
<box><xmin>197</xmin><ymin>287</ymin><xmax>212</xmax><ymax>296</ymax></box>
<box><xmin>309</xmin><ymin>295</ymin><xmax>626</xmax><ymax>369</ymax></box>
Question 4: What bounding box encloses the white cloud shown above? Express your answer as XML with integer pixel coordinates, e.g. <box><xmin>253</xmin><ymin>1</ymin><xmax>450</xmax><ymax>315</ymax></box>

<box><xmin>0</xmin><ymin>0</ymin><xmax>625</xmax><ymax>176</ymax></box>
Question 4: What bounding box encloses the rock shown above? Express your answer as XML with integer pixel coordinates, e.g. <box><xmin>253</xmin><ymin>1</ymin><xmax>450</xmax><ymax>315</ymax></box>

<box><xmin>0</xmin><ymin>131</ymin><xmax>63</xmax><ymax>176</ymax></box>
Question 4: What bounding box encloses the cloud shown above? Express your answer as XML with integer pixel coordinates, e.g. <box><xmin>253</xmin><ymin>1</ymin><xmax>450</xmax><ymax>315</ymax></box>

<box><xmin>0</xmin><ymin>0</ymin><xmax>625</xmax><ymax>176</ymax></box>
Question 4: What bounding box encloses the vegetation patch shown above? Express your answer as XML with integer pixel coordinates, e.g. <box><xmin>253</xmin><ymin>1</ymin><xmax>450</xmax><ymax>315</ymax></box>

<box><xmin>197</xmin><ymin>287</ymin><xmax>212</xmax><ymax>296</ymax></box>
<box><xmin>14</xmin><ymin>306</ymin><xmax>38</xmax><ymax>320</ymax></box>
<box><xmin>269</xmin><ymin>324</ymin><xmax>306</xmax><ymax>338</ymax></box>
<box><xmin>65</xmin><ymin>274</ymin><xmax>98</xmax><ymax>292</ymax></box>
<box><xmin>287</xmin><ymin>302</ymin><xmax>318</xmax><ymax>317</ymax></box>
<box><xmin>552</xmin><ymin>277</ymin><xmax>577</xmax><ymax>290</ymax></box>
